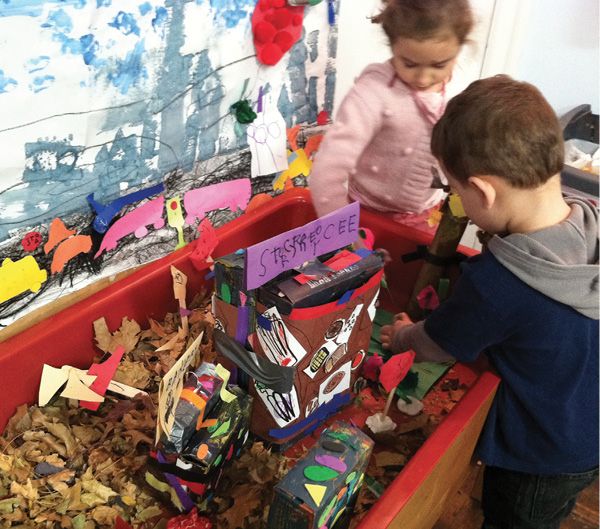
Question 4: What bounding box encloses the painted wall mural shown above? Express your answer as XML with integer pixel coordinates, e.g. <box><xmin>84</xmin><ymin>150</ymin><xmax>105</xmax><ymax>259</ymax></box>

<box><xmin>0</xmin><ymin>0</ymin><xmax>337</xmax><ymax>327</ymax></box>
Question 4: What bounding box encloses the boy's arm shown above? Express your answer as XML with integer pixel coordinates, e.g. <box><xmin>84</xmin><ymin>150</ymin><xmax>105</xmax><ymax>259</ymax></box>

<box><xmin>381</xmin><ymin>317</ymin><xmax>455</xmax><ymax>363</ymax></box>
<box><xmin>310</xmin><ymin>79</ymin><xmax>383</xmax><ymax>218</ymax></box>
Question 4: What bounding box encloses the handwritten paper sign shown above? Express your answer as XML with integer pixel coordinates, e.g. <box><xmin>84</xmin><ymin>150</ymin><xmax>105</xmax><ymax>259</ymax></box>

<box><xmin>156</xmin><ymin>332</ymin><xmax>203</xmax><ymax>444</ymax></box>
<box><xmin>244</xmin><ymin>202</ymin><xmax>360</xmax><ymax>290</ymax></box>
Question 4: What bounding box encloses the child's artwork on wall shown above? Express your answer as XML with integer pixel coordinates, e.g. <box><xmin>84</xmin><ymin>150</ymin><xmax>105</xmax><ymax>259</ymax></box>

<box><xmin>0</xmin><ymin>0</ymin><xmax>338</xmax><ymax>328</ymax></box>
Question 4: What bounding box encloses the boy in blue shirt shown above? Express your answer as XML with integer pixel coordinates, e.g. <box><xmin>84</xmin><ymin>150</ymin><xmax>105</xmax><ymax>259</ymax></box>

<box><xmin>381</xmin><ymin>75</ymin><xmax>599</xmax><ymax>529</ymax></box>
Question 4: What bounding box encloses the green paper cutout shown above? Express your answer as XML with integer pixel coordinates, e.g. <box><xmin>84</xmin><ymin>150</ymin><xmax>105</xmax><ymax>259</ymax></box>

<box><xmin>221</xmin><ymin>283</ymin><xmax>231</xmax><ymax>304</ymax></box>
<box><xmin>317</xmin><ymin>496</ymin><xmax>337</xmax><ymax>528</ymax></box>
<box><xmin>345</xmin><ymin>471</ymin><xmax>357</xmax><ymax>484</ymax></box>
<box><xmin>304</xmin><ymin>465</ymin><xmax>339</xmax><ymax>482</ymax></box>
<box><xmin>211</xmin><ymin>418</ymin><xmax>231</xmax><ymax>438</ymax></box>
<box><xmin>214</xmin><ymin>454</ymin><xmax>223</xmax><ymax>466</ymax></box>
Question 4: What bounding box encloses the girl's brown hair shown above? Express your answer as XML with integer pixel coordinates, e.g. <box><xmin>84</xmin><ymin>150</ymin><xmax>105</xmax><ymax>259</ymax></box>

<box><xmin>373</xmin><ymin>0</ymin><xmax>474</xmax><ymax>44</ymax></box>
<box><xmin>431</xmin><ymin>75</ymin><xmax>564</xmax><ymax>188</ymax></box>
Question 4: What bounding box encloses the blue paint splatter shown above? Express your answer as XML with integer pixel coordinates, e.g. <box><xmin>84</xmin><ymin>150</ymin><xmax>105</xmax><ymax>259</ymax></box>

<box><xmin>80</xmin><ymin>34</ymin><xmax>100</xmax><ymax>66</ymax></box>
<box><xmin>209</xmin><ymin>0</ymin><xmax>254</xmax><ymax>29</ymax></box>
<box><xmin>41</xmin><ymin>8</ymin><xmax>72</xmax><ymax>32</ymax></box>
<box><xmin>138</xmin><ymin>2</ymin><xmax>151</xmax><ymax>16</ymax></box>
<box><xmin>109</xmin><ymin>11</ymin><xmax>140</xmax><ymax>36</ymax></box>
<box><xmin>152</xmin><ymin>6</ymin><xmax>167</xmax><ymax>32</ymax></box>
<box><xmin>0</xmin><ymin>0</ymin><xmax>86</xmax><ymax>18</ymax></box>
<box><xmin>0</xmin><ymin>69</ymin><xmax>17</xmax><ymax>93</ymax></box>
<box><xmin>97</xmin><ymin>0</ymin><xmax>111</xmax><ymax>7</ymax></box>
<box><xmin>26</xmin><ymin>56</ymin><xmax>50</xmax><ymax>74</ymax></box>
<box><xmin>107</xmin><ymin>40</ymin><xmax>147</xmax><ymax>94</ymax></box>
<box><xmin>29</xmin><ymin>74</ymin><xmax>55</xmax><ymax>93</ymax></box>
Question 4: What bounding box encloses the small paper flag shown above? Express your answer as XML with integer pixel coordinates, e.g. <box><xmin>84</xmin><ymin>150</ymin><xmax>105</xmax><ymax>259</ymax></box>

<box><xmin>379</xmin><ymin>351</ymin><xmax>416</xmax><ymax>393</ymax></box>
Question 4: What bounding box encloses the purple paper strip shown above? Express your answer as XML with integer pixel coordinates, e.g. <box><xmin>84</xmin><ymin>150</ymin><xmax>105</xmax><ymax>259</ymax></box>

<box><xmin>156</xmin><ymin>451</ymin><xmax>195</xmax><ymax>512</ymax></box>
<box><xmin>244</xmin><ymin>202</ymin><xmax>360</xmax><ymax>290</ymax></box>
<box><xmin>315</xmin><ymin>454</ymin><xmax>348</xmax><ymax>473</ymax></box>
<box><xmin>235</xmin><ymin>305</ymin><xmax>250</xmax><ymax>345</ymax></box>
<box><xmin>179</xmin><ymin>307</ymin><xmax>193</xmax><ymax>317</ymax></box>
<box><xmin>257</xmin><ymin>86</ymin><xmax>263</xmax><ymax>113</ymax></box>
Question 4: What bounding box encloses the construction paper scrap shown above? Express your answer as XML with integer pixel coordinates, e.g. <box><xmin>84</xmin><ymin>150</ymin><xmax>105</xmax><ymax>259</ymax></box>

<box><xmin>215</xmin><ymin>364</ymin><xmax>237</xmax><ymax>403</ymax></box>
<box><xmin>183</xmin><ymin>178</ymin><xmax>251</xmax><ymax>226</ymax></box>
<box><xmin>171</xmin><ymin>266</ymin><xmax>188</xmax><ymax>335</ymax></box>
<box><xmin>61</xmin><ymin>369</ymin><xmax>103</xmax><ymax>402</ymax></box>
<box><xmin>44</xmin><ymin>218</ymin><xmax>75</xmax><ymax>254</ymax></box>
<box><xmin>190</xmin><ymin>218</ymin><xmax>218</xmax><ymax>271</ymax></box>
<box><xmin>416</xmin><ymin>285</ymin><xmax>440</xmax><ymax>310</ymax></box>
<box><xmin>315</xmin><ymin>454</ymin><xmax>347</xmax><ymax>473</ymax></box>
<box><xmin>336</xmin><ymin>289</ymin><xmax>354</xmax><ymax>306</ymax></box>
<box><xmin>317</xmin><ymin>110</ymin><xmax>329</xmax><ymax>126</ymax></box>
<box><xmin>21</xmin><ymin>231</ymin><xmax>42</xmax><ymax>252</ymax></box>
<box><xmin>247</xmin><ymin>96</ymin><xmax>288</xmax><ymax>177</ymax></box>
<box><xmin>39</xmin><ymin>364</ymin><xmax>69</xmax><ymax>406</ymax></box>
<box><xmin>324</xmin><ymin>249</ymin><xmax>361</xmax><ymax>271</ymax></box>
<box><xmin>166</xmin><ymin>196</ymin><xmax>186</xmax><ymax>249</ymax></box>
<box><xmin>379</xmin><ymin>352</ymin><xmax>416</xmax><ymax>393</ymax></box>
<box><xmin>449</xmin><ymin>193</ymin><xmax>467</xmax><ymax>218</ymax></box>
<box><xmin>304</xmin><ymin>465</ymin><xmax>339</xmax><ymax>482</ymax></box>
<box><xmin>305</xmin><ymin>483</ymin><xmax>327</xmax><ymax>507</ymax></box>
<box><xmin>95</xmin><ymin>196</ymin><xmax>165</xmax><ymax>257</ymax></box>
<box><xmin>50</xmin><ymin>234</ymin><xmax>92</xmax><ymax>274</ymax></box>
<box><xmin>273</xmin><ymin>148</ymin><xmax>313</xmax><ymax>191</ymax></box>
<box><xmin>87</xmin><ymin>182</ymin><xmax>164</xmax><ymax>234</ymax></box>
<box><xmin>0</xmin><ymin>256</ymin><xmax>47</xmax><ymax>304</ymax></box>
<box><xmin>287</xmin><ymin>125</ymin><xmax>301</xmax><ymax>151</ymax></box>
<box><xmin>427</xmin><ymin>208</ymin><xmax>443</xmax><ymax>227</ymax></box>
<box><xmin>245</xmin><ymin>202</ymin><xmax>360</xmax><ymax>289</ymax></box>
<box><xmin>304</xmin><ymin>134</ymin><xmax>324</xmax><ymax>159</ymax></box>
<box><xmin>81</xmin><ymin>346</ymin><xmax>126</xmax><ymax>410</ymax></box>
<box><xmin>235</xmin><ymin>305</ymin><xmax>250</xmax><ymax>345</ymax></box>
<box><xmin>256</xmin><ymin>313</ymin><xmax>272</xmax><ymax>331</ymax></box>
<box><xmin>156</xmin><ymin>452</ymin><xmax>196</xmax><ymax>512</ymax></box>
<box><xmin>157</xmin><ymin>332</ymin><xmax>203</xmax><ymax>443</ymax></box>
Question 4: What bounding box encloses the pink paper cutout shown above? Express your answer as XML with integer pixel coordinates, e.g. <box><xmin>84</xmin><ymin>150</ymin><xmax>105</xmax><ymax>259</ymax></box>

<box><xmin>379</xmin><ymin>351</ymin><xmax>416</xmax><ymax>393</ymax></box>
<box><xmin>183</xmin><ymin>179</ymin><xmax>251</xmax><ymax>226</ymax></box>
<box><xmin>190</xmin><ymin>218</ymin><xmax>219</xmax><ymax>271</ymax></box>
<box><xmin>95</xmin><ymin>197</ymin><xmax>165</xmax><ymax>257</ymax></box>
<box><xmin>416</xmin><ymin>285</ymin><xmax>440</xmax><ymax>310</ymax></box>
<box><xmin>80</xmin><ymin>345</ymin><xmax>126</xmax><ymax>410</ymax></box>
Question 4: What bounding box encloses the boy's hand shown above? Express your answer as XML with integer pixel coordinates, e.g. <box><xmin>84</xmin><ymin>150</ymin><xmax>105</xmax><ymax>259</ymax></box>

<box><xmin>380</xmin><ymin>312</ymin><xmax>414</xmax><ymax>350</ymax></box>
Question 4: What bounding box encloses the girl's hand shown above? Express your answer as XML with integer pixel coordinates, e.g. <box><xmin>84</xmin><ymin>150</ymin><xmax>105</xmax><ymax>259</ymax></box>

<box><xmin>380</xmin><ymin>312</ymin><xmax>414</xmax><ymax>350</ymax></box>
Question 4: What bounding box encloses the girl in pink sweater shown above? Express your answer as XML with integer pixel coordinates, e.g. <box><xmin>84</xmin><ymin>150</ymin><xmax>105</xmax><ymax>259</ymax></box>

<box><xmin>310</xmin><ymin>0</ymin><xmax>474</xmax><ymax>228</ymax></box>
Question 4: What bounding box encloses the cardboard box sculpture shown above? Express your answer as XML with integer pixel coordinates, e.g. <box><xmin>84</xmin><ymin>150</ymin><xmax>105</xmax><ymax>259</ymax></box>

<box><xmin>147</xmin><ymin>361</ymin><xmax>252</xmax><ymax>511</ymax></box>
<box><xmin>267</xmin><ymin>421</ymin><xmax>374</xmax><ymax>529</ymax></box>
<box><xmin>211</xmin><ymin>203</ymin><xmax>385</xmax><ymax>445</ymax></box>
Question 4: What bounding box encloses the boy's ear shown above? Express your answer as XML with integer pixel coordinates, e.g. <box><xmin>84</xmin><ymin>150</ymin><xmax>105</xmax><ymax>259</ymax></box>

<box><xmin>467</xmin><ymin>176</ymin><xmax>496</xmax><ymax>209</ymax></box>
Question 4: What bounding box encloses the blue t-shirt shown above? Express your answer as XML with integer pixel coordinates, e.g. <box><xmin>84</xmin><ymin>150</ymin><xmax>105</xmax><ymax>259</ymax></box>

<box><xmin>425</xmin><ymin>252</ymin><xmax>599</xmax><ymax>475</ymax></box>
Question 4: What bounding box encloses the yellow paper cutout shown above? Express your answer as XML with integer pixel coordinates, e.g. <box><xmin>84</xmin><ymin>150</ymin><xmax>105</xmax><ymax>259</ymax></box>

<box><xmin>60</xmin><ymin>369</ymin><xmax>103</xmax><ymax>402</ymax></box>
<box><xmin>448</xmin><ymin>193</ymin><xmax>467</xmax><ymax>218</ymax></box>
<box><xmin>305</xmin><ymin>483</ymin><xmax>327</xmax><ymax>507</ymax></box>
<box><xmin>273</xmin><ymin>149</ymin><xmax>313</xmax><ymax>191</ymax></box>
<box><xmin>0</xmin><ymin>256</ymin><xmax>47</xmax><ymax>304</ymax></box>
<box><xmin>166</xmin><ymin>197</ymin><xmax>186</xmax><ymax>249</ymax></box>
<box><xmin>215</xmin><ymin>363</ymin><xmax>237</xmax><ymax>403</ymax></box>
<box><xmin>427</xmin><ymin>209</ymin><xmax>443</xmax><ymax>227</ymax></box>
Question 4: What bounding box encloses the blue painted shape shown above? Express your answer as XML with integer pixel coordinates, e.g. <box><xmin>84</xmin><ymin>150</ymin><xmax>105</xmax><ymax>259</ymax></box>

<box><xmin>0</xmin><ymin>69</ymin><xmax>17</xmax><ymax>93</ymax></box>
<box><xmin>354</xmin><ymin>248</ymin><xmax>372</xmax><ymax>258</ymax></box>
<box><xmin>336</xmin><ymin>289</ymin><xmax>354</xmax><ymax>305</ymax></box>
<box><xmin>87</xmin><ymin>181</ymin><xmax>164</xmax><ymax>233</ymax></box>
<box><xmin>0</xmin><ymin>0</ymin><xmax>86</xmax><ymax>18</ymax></box>
<box><xmin>256</xmin><ymin>314</ymin><xmax>272</xmax><ymax>332</ymax></box>
<box><xmin>108</xmin><ymin>11</ymin><xmax>140</xmax><ymax>36</ymax></box>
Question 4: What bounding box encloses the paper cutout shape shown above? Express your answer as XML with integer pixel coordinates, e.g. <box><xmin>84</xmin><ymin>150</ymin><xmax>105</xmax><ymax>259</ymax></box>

<box><xmin>95</xmin><ymin>196</ymin><xmax>165</xmax><ymax>257</ymax></box>
<box><xmin>190</xmin><ymin>218</ymin><xmax>218</xmax><ymax>271</ymax></box>
<box><xmin>256</xmin><ymin>306</ymin><xmax>308</xmax><ymax>367</ymax></box>
<box><xmin>305</xmin><ymin>483</ymin><xmax>327</xmax><ymax>507</ymax></box>
<box><xmin>166</xmin><ymin>197</ymin><xmax>186</xmax><ymax>249</ymax></box>
<box><xmin>80</xmin><ymin>345</ymin><xmax>126</xmax><ymax>410</ymax></box>
<box><xmin>157</xmin><ymin>333</ymin><xmax>203</xmax><ymax>443</ymax></box>
<box><xmin>171</xmin><ymin>266</ymin><xmax>188</xmax><ymax>336</ymax></box>
<box><xmin>0</xmin><ymin>256</ymin><xmax>47</xmax><ymax>304</ymax></box>
<box><xmin>449</xmin><ymin>193</ymin><xmax>467</xmax><ymax>218</ymax></box>
<box><xmin>287</xmin><ymin>125</ymin><xmax>301</xmax><ymax>151</ymax></box>
<box><xmin>183</xmin><ymin>179</ymin><xmax>251</xmax><ymax>226</ymax></box>
<box><xmin>21</xmin><ymin>231</ymin><xmax>42</xmax><ymax>252</ymax></box>
<box><xmin>254</xmin><ymin>381</ymin><xmax>300</xmax><ymax>428</ymax></box>
<box><xmin>315</xmin><ymin>454</ymin><xmax>348</xmax><ymax>473</ymax></box>
<box><xmin>273</xmin><ymin>148</ymin><xmax>312</xmax><ymax>191</ymax></box>
<box><xmin>215</xmin><ymin>364</ymin><xmax>237</xmax><ymax>403</ymax></box>
<box><xmin>44</xmin><ymin>218</ymin><xmax>76</xmax><ymax>254</ymax></box>
<box><xmin>61</xmin><ymin>369</ymin><xmax>104</xmax><ymax>402</ymax></box>
<box><xmin>304</xmin><ymin>465</ymin><xmax>339</xmax><ymax>482</ymax></box>
<box><xmin>245</xmin><ymin>201</ymin><xmax>360</xmax><ymax>290</ymax></box>
<box><xmin>318</xmin><ymin>362</ymin><xmax>351</xmax><ymax>406</ymax></box>
<box><xmin>87</xmin><ymin>182</ymin><xmax>164</xmax><ymax>234</ymax></box>
<box><xmin>50</xmin><ymin>234</ymin><xmax>92</xmax><ymax>274</ymax></box>
<box><xmin>379</xmin><ymin>351</ymin><xmax>416</xmax><ymax>393</ymax></box>
<box><xmin>247</xmin><ymin>96</ymin><xmax>288</xmax><ymax>178</ymax></box>
<box><xmin>304</xmin><ymin>134</ymin><xmax>324</xmax><ymax>159</ymax></box>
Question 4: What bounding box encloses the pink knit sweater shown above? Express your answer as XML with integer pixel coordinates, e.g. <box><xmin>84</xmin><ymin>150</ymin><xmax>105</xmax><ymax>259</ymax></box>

<box><xmin>310</xmin><ymin>61</ymin><xmax>459</xmax><ymax>218</ymax></box>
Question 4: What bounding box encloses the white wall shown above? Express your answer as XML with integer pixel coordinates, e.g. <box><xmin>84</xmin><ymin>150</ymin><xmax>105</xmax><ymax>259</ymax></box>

<box><xmin>482</xmin><ymin>0</ymin><xmax>599</xmax><ymax>116</ymax></box>
<box><xmin>334</xmin><ymin>0</ymin><xmax>496</xmax><ymax>115</ymax></box>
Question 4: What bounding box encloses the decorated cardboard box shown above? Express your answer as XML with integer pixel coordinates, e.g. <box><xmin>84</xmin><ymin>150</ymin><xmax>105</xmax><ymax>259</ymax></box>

<box><xmin>266</xmin><ymin>421</ymin><xmax>374</xmax><ymax>529</ymax></box>
<box><xmin>147</xmin><ymin>381</ymin><xmax>252</xmax><ymax>512</ymax></box>
<box><xmin>212</xmin><ymin>203</ymin><xmax>384</xmax><ymax>446</ymax></box>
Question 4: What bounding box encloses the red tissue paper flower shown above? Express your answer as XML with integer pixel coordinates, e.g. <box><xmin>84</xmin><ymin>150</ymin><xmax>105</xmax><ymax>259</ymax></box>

<box><xmin>379</xmin><ymin>351</ymin><xmax>416</xmax><ymax>393</ymax></box>
<box><xmin>252</xmin><ymin>0</ymin><xmax>305</xmax><ymax>66</ymax></box>
<box><xmin>362</xmin><ymin>353</ymin><xmax>384</xmax><ymax>382</ymax></box>
<box><xmin>167</xmin><ymin>508</ymin><xmax>212</xmax><ymax>529</ymax></box>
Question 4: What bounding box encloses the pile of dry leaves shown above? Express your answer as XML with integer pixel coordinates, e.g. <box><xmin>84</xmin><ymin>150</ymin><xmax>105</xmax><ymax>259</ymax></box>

<box><xmin>0</xmin><ymin>285</ymin><xmax>463</xmax><ymax>529</ymax></box>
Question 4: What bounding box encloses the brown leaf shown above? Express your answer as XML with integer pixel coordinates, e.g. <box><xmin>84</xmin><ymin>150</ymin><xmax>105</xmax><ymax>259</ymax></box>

<box><xmin>72</xmin><ymin>425</ymin><xmax>102</xmax><ymax>445</ymax></box>
<box><xmin>94</xmin><ymin>317</ymin><xmax>141</xmax><ymax>353</ymax></box>
<box><xmin>113</xmin><ymin>360</ymin><xmax>151</xmax><ymax>389</ymax></box>
<box><xmin>374</xmin><ymin>451</ymin><xmax>407</xmax><ymax>468</ymax></box>
<box><xmin>91</xmin><ymin>505</ymin><xmax>119</xmax><ymax>525</ymax></box>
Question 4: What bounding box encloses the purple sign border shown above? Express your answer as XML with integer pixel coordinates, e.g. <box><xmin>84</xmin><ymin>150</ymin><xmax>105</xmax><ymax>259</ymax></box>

<box><xmin>244</xmin><ymin>202</ymin><xmax>360</xmax><ymax>290</ymax></box>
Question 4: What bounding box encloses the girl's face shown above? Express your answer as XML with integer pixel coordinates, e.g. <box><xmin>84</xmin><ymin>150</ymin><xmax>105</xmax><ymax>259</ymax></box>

<box><xmin>391</xmin><ymin>34</ymin><xmax>461</xmax><ymax>92</ymax></box>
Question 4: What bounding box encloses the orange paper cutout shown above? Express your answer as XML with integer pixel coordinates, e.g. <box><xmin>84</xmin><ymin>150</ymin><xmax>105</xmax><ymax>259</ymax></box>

<box><xmin>50</xmin><ymin>235</ymin><xmax>92</xmax><ymax>274</ymax></box>
<box><xmin>304</xmin><ymin>134</ymin><xmax>324</xmax><ymax>159</ymax></box>
<box><xmin>44</xmin><ymin>218</ymin><xmax>76</xmax><ymax>254</ymax></box>
<box><xmin>286</xmin><ymin>125</ymin><xmax>301</xmax><ymax>151</ymax></box>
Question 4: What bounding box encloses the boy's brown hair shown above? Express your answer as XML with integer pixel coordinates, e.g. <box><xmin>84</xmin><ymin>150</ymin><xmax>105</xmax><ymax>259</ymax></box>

<box><xmin>372</xmin><ymin>0</ymin><xmax>473</xmax><ymax>44</ymax></box>
<box><xmin>431</xmin><ymin>75</ymin><xmax>564</xmax><ymax>188</ymax></box>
